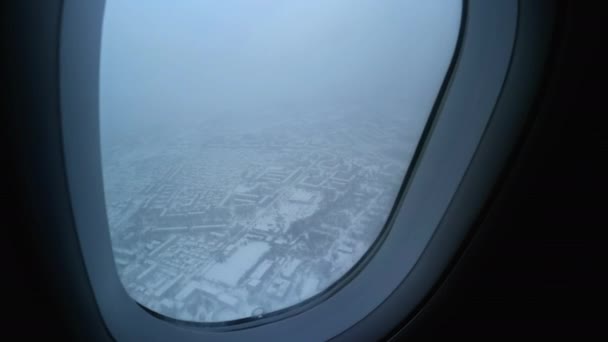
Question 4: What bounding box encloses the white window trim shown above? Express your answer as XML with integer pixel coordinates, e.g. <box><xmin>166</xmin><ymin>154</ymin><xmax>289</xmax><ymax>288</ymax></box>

<box><xmin>59</xmin><ymin>0</ymin><xmax>555</xmax><ymax>340</ymax></box>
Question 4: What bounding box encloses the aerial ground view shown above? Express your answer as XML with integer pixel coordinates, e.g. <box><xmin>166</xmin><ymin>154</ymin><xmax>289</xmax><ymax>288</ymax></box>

<box><xmin>102</xmin><ymin>105</ymin><xmax>423</xmax><ymax>322</ymax></box>
<box><xmin>100</xmin><ymin>0</ymin><xmax>457</xmax><ymax>323</ymax></box>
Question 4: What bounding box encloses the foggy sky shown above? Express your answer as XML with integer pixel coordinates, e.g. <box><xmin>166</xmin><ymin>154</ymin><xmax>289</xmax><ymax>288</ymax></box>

<box><xmin>100</xmin><ymin>0</ymin><xmax>461</xmax><ymax>135</ymax></box>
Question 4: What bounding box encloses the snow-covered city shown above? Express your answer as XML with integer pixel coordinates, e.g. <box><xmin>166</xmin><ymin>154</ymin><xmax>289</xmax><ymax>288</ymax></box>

<box><xmin>102</xmin><ymin>106</ymin><xmax>423</xmax><ymax>322</ymax></box>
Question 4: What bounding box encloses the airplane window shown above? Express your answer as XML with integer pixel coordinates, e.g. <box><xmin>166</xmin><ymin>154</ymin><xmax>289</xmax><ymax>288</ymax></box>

<box><xmin>99</xmin><ymin>0</ymin><xmax>460</xmax><ymax>323</ymax></box>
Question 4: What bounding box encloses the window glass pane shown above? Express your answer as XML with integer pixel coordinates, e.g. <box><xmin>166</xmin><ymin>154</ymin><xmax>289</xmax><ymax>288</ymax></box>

<box><xmin>100</xmin><ymin>0</ymin><xmax>460</xmax><ymax>323</ymax></box>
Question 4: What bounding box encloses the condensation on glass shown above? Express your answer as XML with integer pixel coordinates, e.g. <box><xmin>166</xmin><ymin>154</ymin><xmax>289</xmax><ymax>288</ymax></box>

<box><xmin>100</xmin><ymin>0</ymin><xmax>461</xmax><ymax>323</ymax></box>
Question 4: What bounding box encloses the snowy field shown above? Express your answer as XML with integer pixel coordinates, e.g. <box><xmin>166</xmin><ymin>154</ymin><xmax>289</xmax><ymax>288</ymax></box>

<box><xmin>205</xmin><ymin>241</ymin><xmax>270</xmax><ymax>286</ymax></box>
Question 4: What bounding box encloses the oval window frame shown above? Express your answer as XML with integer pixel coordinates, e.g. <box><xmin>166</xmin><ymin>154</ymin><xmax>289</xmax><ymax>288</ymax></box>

<box><xmin>59</xmin><ymin>0</ymin><xmax>555</xmax><ymax>340</ymax></box>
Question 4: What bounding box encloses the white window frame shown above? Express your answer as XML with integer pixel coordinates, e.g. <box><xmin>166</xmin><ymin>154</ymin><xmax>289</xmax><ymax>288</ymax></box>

<box><xmin>59</xmin><ymin>0</ymin><xmax>555</xmax><ymax>340</ymax></box>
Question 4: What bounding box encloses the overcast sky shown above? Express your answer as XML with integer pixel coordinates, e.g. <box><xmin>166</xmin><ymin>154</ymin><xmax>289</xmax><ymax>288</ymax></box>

<box><xmin>100</xmin><ymin>0</ymin><xmax>461</xmax><ymax>136</ymax></box>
